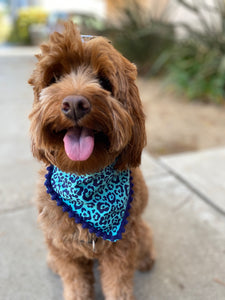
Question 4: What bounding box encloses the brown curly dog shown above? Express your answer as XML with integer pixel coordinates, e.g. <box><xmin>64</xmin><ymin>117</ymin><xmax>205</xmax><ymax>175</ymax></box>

<box><xmin>29</xmin><ymin>21</ymin><xmax>154</xmax><ymax>300</ymax></box>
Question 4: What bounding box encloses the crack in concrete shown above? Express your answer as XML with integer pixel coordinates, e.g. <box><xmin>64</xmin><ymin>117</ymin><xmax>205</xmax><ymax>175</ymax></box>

<box><xmin>156</xmin><ymin>158</ymin><xmax>225</xmax><ymax>217</ymax></box>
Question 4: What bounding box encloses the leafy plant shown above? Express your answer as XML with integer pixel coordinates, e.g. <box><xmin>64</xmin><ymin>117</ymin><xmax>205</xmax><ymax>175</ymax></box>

<box><xmin>166</xmin><ymin>0</ymin><xmax>225</xmax><ymax>103</ymax></box>
<box><xmin>167</xmin><ymin>43</ymin><xmax>225</xmax><ymax>103</ymax></box>
<box><xmin>0</xmin><ymin>7</ymin><xmax>11</xmax><ymax>43</ymax></box>
<box><xmin>8</xmin><ymin>7</ymin><xmax>47</xmax><ymax>45</ymax></box>
<box><xmin>101</xmin><ymin>1</ymin><xmax>174</xmax><ymax>75</ymax></box>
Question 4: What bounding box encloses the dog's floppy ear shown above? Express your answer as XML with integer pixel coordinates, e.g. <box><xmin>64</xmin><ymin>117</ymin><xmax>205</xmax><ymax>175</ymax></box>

<box><xmin>115</xmin><ymin>61</ymin><xmax>147</xmax><ymax>170</ymax></box>
<box><xmin>29</xmin><ymin>104</ymin><xmax>56</xmax><ymax>165</ymax></box>
<box><xmin>31</xmin><ymin>141</ymin><xmax>52</xmax><ymax>164</ymax></box>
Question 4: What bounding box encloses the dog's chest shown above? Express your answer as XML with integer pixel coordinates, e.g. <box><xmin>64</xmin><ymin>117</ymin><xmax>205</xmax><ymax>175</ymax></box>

<box><xmin>57</xmin><ymin>221</ymin><xmax>109</xmax><ymax>255</ymax></box>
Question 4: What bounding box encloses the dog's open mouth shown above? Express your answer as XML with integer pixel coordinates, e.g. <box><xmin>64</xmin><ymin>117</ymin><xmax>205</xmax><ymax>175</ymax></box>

<box><xmin>63</xmin><ymin>127</ymin><xmax>94</xmax><ymax>161</ymax></box>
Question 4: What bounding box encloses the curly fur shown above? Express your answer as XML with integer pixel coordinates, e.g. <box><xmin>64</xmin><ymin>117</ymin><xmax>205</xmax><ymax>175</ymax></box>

<box><xmin>29</xmin><ymin>21</ymin><xmax>154</xmax><ymax>300</ymax></box>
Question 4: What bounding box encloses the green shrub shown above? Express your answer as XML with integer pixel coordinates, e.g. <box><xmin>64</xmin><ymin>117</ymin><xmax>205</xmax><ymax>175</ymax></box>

<box><xmin>166</xmin><ymin>0</ymin><xmax>225</xmax><ymax>104</ymax></box>
<box><xmin>101</xmin><ymin>1</ymin><xmax>174</xmax><ymax>75</ymax></box>
<box><xmin>102</xmin><ymin>0</ymin><xmax>225</xmax><ymax>103</ymax></box>
<box><xmin>0</xmin><ymin>8</ymin><xmax>11</xmax><ymax>43</ymax></box>
<box><xmin>167</xmin><ymin>43</ymin><xmax>225</xmax><ymax>103</ymax></box>
<box><xmin>8</xmin><ymin>7</ymin><xmax>47</xmax><ymax>45</ymax></box>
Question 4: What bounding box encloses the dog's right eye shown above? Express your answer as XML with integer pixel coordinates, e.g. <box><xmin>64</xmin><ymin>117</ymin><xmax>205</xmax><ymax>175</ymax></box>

<box><xmin>98</xmin><ymin>76</ymin><xmax>113</xmax><ymax>94</ymax></box>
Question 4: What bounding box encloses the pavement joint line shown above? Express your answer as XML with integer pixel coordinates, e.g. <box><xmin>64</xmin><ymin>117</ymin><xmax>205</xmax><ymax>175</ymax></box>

<box><xmin>0</xmin><ymin>203</ymin><xmax>34</xmax><ymax>216</ymax></box>
<box><xmin>155</xmin><ymin>157</ymin><xmax>225</xmax><ymax>216</ymax></box>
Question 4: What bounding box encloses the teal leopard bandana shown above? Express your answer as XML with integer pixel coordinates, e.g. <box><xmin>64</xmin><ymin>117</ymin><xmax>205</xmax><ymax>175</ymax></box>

<box><xmin>44</xmin><ymin>163</ymin><xmax>133</xmax><ymax>242</ymax></box>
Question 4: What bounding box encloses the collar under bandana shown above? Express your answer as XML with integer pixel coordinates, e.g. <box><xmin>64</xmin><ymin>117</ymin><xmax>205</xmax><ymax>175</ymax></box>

<box><xmin>44</xmin><ymin>163</ymin><xmax>133</xmax><ymax>242</ymax></box>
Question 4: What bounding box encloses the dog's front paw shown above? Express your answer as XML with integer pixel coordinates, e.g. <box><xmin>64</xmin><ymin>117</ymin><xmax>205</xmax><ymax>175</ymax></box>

<box><xmin>64</xmin><ymin>286</ymin><xmax>94</xmax><ymax>300</ymax></box>
<box><xmin>105</xmin><ymin>295</ymin><xmax>136</xmax><ymax>300</ymax></box>
<box><xmin>136</xmin><ymin>221</ymin><xmax>156</xmax><ymax>272</ymax></box>
<box><xmin>137</xmin><ymin>250</ymin><xmax>155</xmax><ymax>272</ymax></box>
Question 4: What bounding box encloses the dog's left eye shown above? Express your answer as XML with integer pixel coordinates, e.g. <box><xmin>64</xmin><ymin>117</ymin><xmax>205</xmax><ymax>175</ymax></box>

<box><xmin>98</xmin><ymin>76</ymin><xmax>113</xmax><ymax>94</ymax></box>
<box><xmin>48</xmin><ymin>73</ymin><xmax>60</xmax><ymax>86</ymax></box>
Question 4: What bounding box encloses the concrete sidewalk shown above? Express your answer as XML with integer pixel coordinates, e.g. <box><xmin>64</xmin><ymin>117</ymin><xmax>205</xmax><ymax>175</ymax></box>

<box><xmin>0</xmin><ymin>51</ymin><xmax>225</xmax><ymax>300</ymax></box>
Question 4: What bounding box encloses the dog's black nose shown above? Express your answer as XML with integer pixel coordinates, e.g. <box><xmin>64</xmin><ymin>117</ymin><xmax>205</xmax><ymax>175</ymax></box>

<box><xmin>62</xmin><ymin>95</ymin><xmax>91</xmax><ymax>121</ymax></box>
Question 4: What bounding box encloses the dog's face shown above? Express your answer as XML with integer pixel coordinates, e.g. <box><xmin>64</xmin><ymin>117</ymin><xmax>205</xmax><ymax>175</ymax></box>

<box><xmin>29</xmin><ymin>22</ymin><xmax>146</xmax><ymax>174</ymax></box>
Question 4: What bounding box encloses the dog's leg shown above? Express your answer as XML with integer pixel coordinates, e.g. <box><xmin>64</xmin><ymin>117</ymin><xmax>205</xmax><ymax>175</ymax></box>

<box><xmin>99</xmin><ymin>239</ymin><xmax>137</xmax><ymax>300</ymax></box>
<box><xmin>47</xmin><ymin>249</ymin><xmax>94</xmax><ymax>300</ymax></box>
<box><xmin>136</xmin><ymin>219</ymin><xmax>155</xmax><ymax>272</ymax></box>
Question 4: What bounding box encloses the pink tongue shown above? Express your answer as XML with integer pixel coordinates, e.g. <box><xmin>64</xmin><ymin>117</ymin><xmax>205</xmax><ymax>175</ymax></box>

<box><xmin>63</xmin><ymin>127</ymin><xmax>94</xmax><ymax>161</ymax></box>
